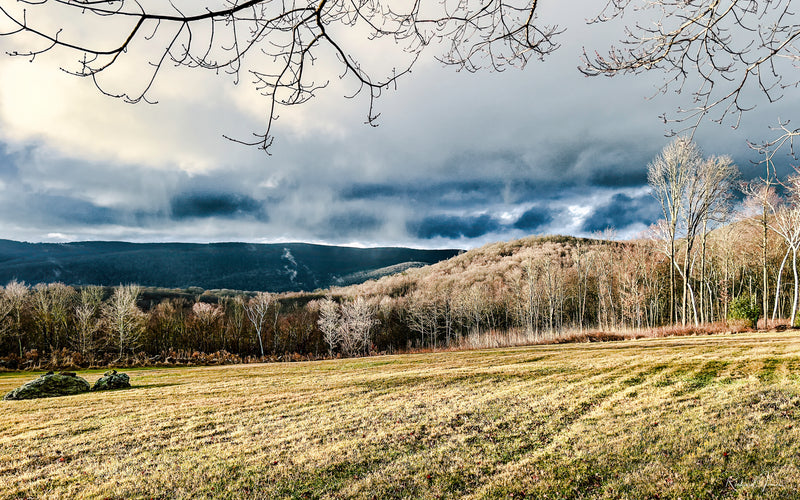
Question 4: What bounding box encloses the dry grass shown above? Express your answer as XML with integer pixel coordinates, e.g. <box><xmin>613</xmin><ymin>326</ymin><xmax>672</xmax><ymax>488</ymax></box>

<box><xmin>3</xmin><ymin>331</ymin><xmax>800</xmax><ymax>499</ymax></box>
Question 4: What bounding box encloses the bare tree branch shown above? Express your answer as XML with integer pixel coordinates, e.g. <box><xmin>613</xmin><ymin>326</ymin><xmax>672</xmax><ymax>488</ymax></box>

<box><xmin>0</xmin><ymin>0</ymin><xmax>559</xmax><ymax>151</ymax></box>
<box><xmin>580</xmin><ymin>0</ymin><xmax>800</xmax><ymax>134</ymax></box>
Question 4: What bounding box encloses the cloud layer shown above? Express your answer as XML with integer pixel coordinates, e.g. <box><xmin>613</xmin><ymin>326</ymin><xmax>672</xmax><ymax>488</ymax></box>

<box><xmin>0</xmin><ymin>2</ymin><xmax>797</xmax><ymax>247</ymax></box>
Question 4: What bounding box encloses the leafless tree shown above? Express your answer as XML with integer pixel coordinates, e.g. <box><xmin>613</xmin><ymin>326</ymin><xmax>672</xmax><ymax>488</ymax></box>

<box><xmin>769</xmin><ymin>204</ymin><xmax>800</xmax><ymax>326</ymax></box>
<box><xmin>647</xmin><ymin>143</ymin><xmax>738</xmax><ymax>327</ymax></box>
<box><xmin>406</xmin><ymin>290</ymin><xmax>440</xmax><ymax>349</ymax></box>
<box><xmin>244</xmin><ymin>291</ymin><xmax>272</xmax><ymax>357</ymax></box>
<box><xmin>648</xmin><ymin>137</ymin><xmax>696</xmax><ymax>324</ymax></box>
<box><xmin>571</xmin><ymin>241</ymin><xmax>594</xmax><ymax>332</ymax></box>
<box><xmin>317</xmin><ymin>296</ymin><xmax>341</xmax><ymax>355</ymax></box>
<box><xmin>582</xmin><ymin>1</ymin><xmax>800</xmax><ymax>132</ymax></box>
<box><xmin>0</xmin><ymin>287</ymin><xmax>13</xmax><ymax>351</ymax></box>
<box><xmin>681</xmin><ymin>153</ymin><xmax>739</xmax><ymax>325</ymax></box>
<box><xmin>340</xmin><ymin>296</ymin><xmax>376</xmax><ymax>355</ymax></box>
<box><xmin>763</xmin><ymin>172</ymin><xmax>800</xmax><ymax>326</ymax></box>
<box><xmin>595</xmin><ymin>239</ymin><xmax>618</xmax><ymax>331</ymax></box>
<box><xmin>0</xmin><ymin>0</ymin><xmax>560</xmax><ymax>150</ymax></box>
<box><xmin>3</xmin><ymin>280</ymin><xmax>28</xmax><ymax>357</ymax></box>
<box><xmin>225</xmin><ymin>295</ymin><xmax>248</xmax><ymax>353</ymax></box>
<box><xmin>72</xmin><ymin>285</ymin><xmax>104</xmax><ymax>359</ymax></box>
<box><xmin>104</xmin><ymin>284</ymin><xmax>146</xmax><ymax>357</ymax></box>
<box><xmin>32</xmin><ymin>282</ymin><xmax>76</xmax><ymax>351</ymax></box>
<box><xmin>191</xmin><ymin>301</ymin><xmax>224</xmax><ymax>352</ymax></box>
<box><xmin>741</xmin><ymin>181</ymin><xmax>782</xmax><ymax>323</ymax></box>
<box><xmin>749</xmin><ymin>120</ymin><xmax>800</xmax><ymax>168</ymax></box>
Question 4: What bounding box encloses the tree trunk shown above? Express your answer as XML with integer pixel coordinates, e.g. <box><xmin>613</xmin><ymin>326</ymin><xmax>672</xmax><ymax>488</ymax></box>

<box><xmin>700</xmin><ymin>220</ymin><xmax>708</xmax><ymax>324</ymax></box>
<box><xmin>670</xmin><ymin>230</ymin><xmax>677</xmax><ymax>326</ymax></box>
<box><xmin>763</xmin><ymin>201</ymin><xmax>769</xmax><ymax>329</ymax></box>
<box><xmin>792</xmin><ymin>246</ymin><xmax>799</xmax><ymax>327</ymax></box>
<box><xmin>682</xmin><ymin>239</ymin><xmax>697</xmax><ymax>326</ymax></box>
<box><xmin>773</xmin><ymin>248</ymin><xmax>790</xmax><ymax>321</ymax></box>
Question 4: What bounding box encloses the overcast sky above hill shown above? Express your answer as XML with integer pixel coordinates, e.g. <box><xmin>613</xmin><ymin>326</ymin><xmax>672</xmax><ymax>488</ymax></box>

<box><xmin>0</xmin><ymin>1</ymin><xmax>797</xmax><ymax>248</ymax></box>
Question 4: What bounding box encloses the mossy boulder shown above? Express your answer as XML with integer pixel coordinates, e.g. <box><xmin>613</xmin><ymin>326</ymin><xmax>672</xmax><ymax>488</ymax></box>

<box><xmin>3</xmin><ymin>372</ymin><xmax>91</xmax><ymax>400</ymax></box>
<box><xmin>91</xmin><ymin>370</ymin><xmax>130</xmax><ymax>391</ymax></box>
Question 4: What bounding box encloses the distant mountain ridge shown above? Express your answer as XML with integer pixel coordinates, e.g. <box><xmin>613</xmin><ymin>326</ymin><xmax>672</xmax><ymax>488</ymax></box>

<box><xmin>0</xmin><ymin>240</ymin><xmax>462</xmax><ymax>292</ymax></box>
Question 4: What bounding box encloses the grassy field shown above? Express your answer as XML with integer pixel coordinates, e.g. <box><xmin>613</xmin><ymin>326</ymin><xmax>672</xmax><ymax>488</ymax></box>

<box><xmin>3</xmin><ymin>331</ymin><xmax>800</xmax><ymax>499</ymax></box>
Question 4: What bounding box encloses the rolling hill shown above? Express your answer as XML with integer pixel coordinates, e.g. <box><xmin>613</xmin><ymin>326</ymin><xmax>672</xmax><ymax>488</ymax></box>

<box><xmin>0</xmin><ymin>240</ymin><xmax>461</xmax><ymax>292</ymax></box>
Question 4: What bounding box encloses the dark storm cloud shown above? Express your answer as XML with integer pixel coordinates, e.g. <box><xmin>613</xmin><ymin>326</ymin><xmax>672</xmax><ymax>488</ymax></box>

<box><xmin>340</xmin><ymin>180</ymin><xmax>503</xmax><ymax>206</ymax></box>
<box><xmin>582</xmin><ymin>193</ymin><xmax>660</xmax><ymax>233</ymax></box>
<box><xmin>338</xmin><ymin>140</ymin><xmax>655</xmax><ymax>213</ymax></box>
<box><xmin>169</xmin><ymin>192</ymin><xmax>267</xmax><ymax>220</ymax></box>
<box><xmin>589</xmin><ymin>166</ymin><xmax>649</xmax><ymax>188</ymax></box>
<box><xmin>538</xmin><ymin>141</ymin><xmax>654</xmax><ymax>189</ymax></box>
<box><xmin>408</xmin><ymin>214</ymin><xmax>501</xmax><ymax>239</ymax></box>
<box><xmin>324</xmin><ymin>213</ymin><xmax>383</xmax><ymax>233</ymax></box>
<box><xmin>40</xmin><ymin>195</ymin><xmax>122</xmax><ymax>225</ymax></box>
<box><xmin>513</xmin><ymin>206</ymin><xmax>554</xmax><ymax>231</ymax></box>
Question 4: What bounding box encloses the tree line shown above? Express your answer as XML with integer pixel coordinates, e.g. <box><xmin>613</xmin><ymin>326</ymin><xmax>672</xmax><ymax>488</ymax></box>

<box><xmin>2</xmin><ymin>137</ymin><xmax>800</xmax><ymax>368</ymax></box>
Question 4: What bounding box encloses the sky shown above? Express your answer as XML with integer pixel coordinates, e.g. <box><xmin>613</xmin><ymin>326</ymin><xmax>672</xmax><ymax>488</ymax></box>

<box><xmin>0</xmin><ymin>1</ymin><xmax>797</xmax><ymax>249</ymax></box>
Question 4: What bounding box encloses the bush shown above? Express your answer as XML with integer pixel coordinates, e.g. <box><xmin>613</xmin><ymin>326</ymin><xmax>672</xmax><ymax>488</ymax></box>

<box><xmin>729</xmin><ymin>294</ymin><xmax>760</xmax><ymax>328</ymax></box>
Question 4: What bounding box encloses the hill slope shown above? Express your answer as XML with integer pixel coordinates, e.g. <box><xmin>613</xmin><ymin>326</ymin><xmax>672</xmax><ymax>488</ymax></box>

<box><xmin>0</xmin><ymin>240</ymin><xmax>461</xmax><ymax>292</ymax></box>
<box><xmin>336</xmin><ymin>234</ymin><xmax>600</xmax><ymax>298</ymax></box>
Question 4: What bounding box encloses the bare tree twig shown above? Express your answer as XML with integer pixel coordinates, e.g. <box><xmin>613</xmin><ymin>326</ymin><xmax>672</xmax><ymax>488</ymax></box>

<box><xmin>0</xmin><ymin>0</ymin><xmax>559</xmax><ymax>151</ymax></box>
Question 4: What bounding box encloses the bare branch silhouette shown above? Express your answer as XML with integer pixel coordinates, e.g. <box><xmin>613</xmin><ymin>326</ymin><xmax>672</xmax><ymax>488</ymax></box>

<box><xmin>0</xmin><ymin>0</ymin><xmax>560</xmax><ymax>151</ymax></box>
<box><xmin>580</xmin><ymin>0</ymin><xmax>800</xmax><ymax>135</ymax></box>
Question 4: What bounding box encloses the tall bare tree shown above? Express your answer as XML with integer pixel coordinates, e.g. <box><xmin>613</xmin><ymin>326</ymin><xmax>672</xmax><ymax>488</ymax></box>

<box><xmin>317</xmin><ymin>296</ymin><xmax>341</xmax><ymax>356</ymax></box>
<box><xmin>104</xmin><ymin>284</ymin><xmax>146</xmax><ymax>357</ymax></box>
<box><xmin>741</xmin><ymin>181</ymin><xmax>782</xmax><ymax>324</ymax></box>
<box><xmin>3</xmin><ymin>280</ymin><xmax>28</xmax><ymax>357</ymax></box>
<box><xmin>767</xmin><ymin>169</ymin><xmax>800</xmax><ymax>326</ymax></box>
<box><xmin>191</xmin><ymin>301</ymin><xmax>224</xmax><ymax>352</ymax></box>
<box><xmin>72</xmin><ymin>285</ymin><xmax>104</xmax><ymax>360</ymax></box>
<box><xmin>225</xmin><ymin>296</ymin><xmax>249</xmax><ymax>353</ymax></box>
<box><xmin>747</xmin><ymin>120</ymin><xmax>800</xmax><ymax>321</ymax></box>
<box><xmin>681</xmin><ymin>153</ymin><xmax>739</xmax><ymax>325</ymax></box>
<box><xmin>244</xmin><ymin>292</ymin><xmax>272</xmax><ymax>357</ymax></box>
<box><xmin>648</xmin><ymin>137</ymin><xmax>697</xmax><ymax>324</ymax></box>
<box><xmin>340</xmin><ymin>296</ymin><xmax>376</xmax><ymax>356</ymax></box>
<box><xmin>406</xmin><ymin>290</ymin><xmax>440</xmax><ymax>349</ymax></box>
<box><xmin>32</xmin><ymin>282</ymin><xmax>76</xmax><ymax>352</ymax></box>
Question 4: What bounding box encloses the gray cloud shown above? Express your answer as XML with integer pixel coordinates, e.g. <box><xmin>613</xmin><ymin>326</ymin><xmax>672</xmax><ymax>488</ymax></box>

<box><xmin>340</xmin><ymin>179</ymin><xmax>506</xmax><ymax>207</ymax></box>
<box><xmin>582</xmin><ymin>193</ymin><xmax>660</xmax><ymax>233</ymax></box>
<box><xmin>42</xmin><ymin>195</ymin><xmax>123</xmax><ymax>225</ymax></box>
<box><xmin>513</xmin><ymin>206</ymin><xmax>554</xmax><ymax>231</ymax></box>
<box><xmin>324</xmin><ymin>212</ymin><xmax>383</xmax><ymax>234</ymax></box>
<box><xmin>169</xmin><ymin>192</ymin><xmax>267</xmax><ymax>220</ymax></box>
<box><xmin>408</xmin><ymin>214</ymin><xmax>501</xmax><ymax>240</ymax></box>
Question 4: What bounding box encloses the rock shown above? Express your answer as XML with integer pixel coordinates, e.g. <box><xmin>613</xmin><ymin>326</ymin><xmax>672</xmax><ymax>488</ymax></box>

<box><xmin>3</xmin><ymin>372</ymin><xmax>91</xmax><ymax>400</ymax></box>
<box><xmin>91</xmin><ymin>370</ymin><xmax>130</xmax><ymax>391</ymax></box>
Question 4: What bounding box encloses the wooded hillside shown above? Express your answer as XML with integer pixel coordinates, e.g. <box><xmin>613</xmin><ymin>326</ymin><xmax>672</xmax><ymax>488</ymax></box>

<box><xmin>0</xmin><ymin>223</ymin><xmax>779</xmax><ymax>369</ymax></box>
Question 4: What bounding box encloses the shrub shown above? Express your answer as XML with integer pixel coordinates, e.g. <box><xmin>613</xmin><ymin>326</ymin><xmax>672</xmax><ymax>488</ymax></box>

<box><xmin>729</xmin><ymin>294</ymin><xmax>760</xmax><ymax>328</ymax></box>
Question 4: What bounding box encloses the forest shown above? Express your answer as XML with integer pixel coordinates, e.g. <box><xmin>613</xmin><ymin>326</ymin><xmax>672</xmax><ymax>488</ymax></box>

<box><xmin>0</xmin><ymin>138</ymin><xmax>796</xmax><ymax>369</ymax></box>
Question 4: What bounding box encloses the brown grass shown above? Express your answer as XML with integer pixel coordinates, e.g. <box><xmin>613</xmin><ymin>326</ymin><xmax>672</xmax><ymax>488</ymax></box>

<box><xmin>3</xmin><ymin>330</ymin><xmax>800</xmax><ymax>499</ymax></box>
